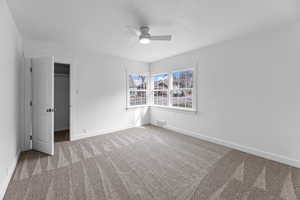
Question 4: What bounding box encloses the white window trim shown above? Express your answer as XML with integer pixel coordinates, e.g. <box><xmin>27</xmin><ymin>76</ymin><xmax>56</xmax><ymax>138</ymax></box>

<box><xmin>125</xmin><ymin>68</ymin><xmax>197</xmax><ymax>112</ymax></box>
<box><xmin>126</xmin><ymin>72</ymin><xmax>150</xmax><ymax>109</ymax></box>
<box><xmin>150</xmin><ymin>72</ymin><xmax>169</xmax><ymax>107</ymax></box>
<box><xmin>170</xmin><ymin>68</ymin><xmax>196</xmax><ymax>111</ymax></box>
<box><xmin>150</xmin><ymin>67</ymin><xmax>197</xmax><ymax>112</ymax></box>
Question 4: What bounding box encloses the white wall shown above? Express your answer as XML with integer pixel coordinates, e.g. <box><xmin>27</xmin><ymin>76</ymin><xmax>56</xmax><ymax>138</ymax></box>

<box><xmin>150</xmin><ymin>22</ymin><xmax>300</xmax><ymax>168</ymax></box>
<box><xmin>0</xmin><ymin>0</ymin><xmax>23</xmax><ymax>198</ymax></box>
<box><xmin>24</xmin><ymin>40</ymin><xmax>150</xmax><ymax>141</ymax></box>
<box><xmin>54</xmin><ymin>74</ymin><xmax>70</xmax><ymax>131</ymax></box>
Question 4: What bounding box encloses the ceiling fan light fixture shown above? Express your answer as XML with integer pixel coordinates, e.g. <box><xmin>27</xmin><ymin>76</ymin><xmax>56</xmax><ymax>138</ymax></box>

<box><xmin>132</xmin><ymin>26</ymin><xmax>171</xmax><ymax>44</ymax></box>
<box><xmin>139</xmin><ymin>37</ymin><xmax>150</xmax><ymax>44</ymax></box>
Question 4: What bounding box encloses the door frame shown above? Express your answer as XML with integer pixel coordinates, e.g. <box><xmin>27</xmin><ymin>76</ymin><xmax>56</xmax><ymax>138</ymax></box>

<box><xmin>23</xmin><ymin>56</ymin><xmax>75</xmax><ymax>151</ymax></box>
<box><xmin>53</xmin><ymin>57</ymin><xmax>74</xmax><ymax>143</ymax></box>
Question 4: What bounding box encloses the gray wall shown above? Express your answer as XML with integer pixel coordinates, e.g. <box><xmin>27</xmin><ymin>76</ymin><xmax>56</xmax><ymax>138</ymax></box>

<box><xmin>0</xmin><ymin>0</ymin><xmax>23</xmax><ymax>198</ymax></box>
<box><xmin>24</xmin><ymin>40</ymin><xmax>150</xmax><ymax>141</ymax></box>
<box><xmin>150</xmin><ymin>22</ymin><xmax>300</xmax><ymax>168</ymax></box>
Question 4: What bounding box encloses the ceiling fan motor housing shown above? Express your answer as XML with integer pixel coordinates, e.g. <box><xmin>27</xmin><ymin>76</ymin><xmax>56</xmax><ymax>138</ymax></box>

<box><xmin>140</xmin><ymin>26</ymin><xmax>151</xmax><ymax>39</ymax></box>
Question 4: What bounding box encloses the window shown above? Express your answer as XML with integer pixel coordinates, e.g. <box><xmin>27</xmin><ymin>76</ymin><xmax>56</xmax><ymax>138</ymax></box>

<box><xmin>151</xmin><ymin>74</ymin><xmax>169</xmax><ymax>106</ymax></box>
<box><xmin>128</xmin><ymin>74</ymin><xmax>148</xmax><ymax>107</ymax></box>
<box><xmin>149</xmin><ymin>68</ymin><xmax>195</xmax><ymax>111</ymax></box>
<box><xmin>171</xmin><ymin>69</ymin><xmax>193</xmax><ymax>109</ymax></box>
<box><xmin>127</xmin><ymin>68</ymin><xmax>195</xmax><ymax>111</ymax></box>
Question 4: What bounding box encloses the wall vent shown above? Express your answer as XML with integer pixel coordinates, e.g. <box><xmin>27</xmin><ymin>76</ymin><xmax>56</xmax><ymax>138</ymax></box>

<box><xmin>155</xmin><ymin>120</ymin><xmax>167</xmax><ymax>127</ymax></box>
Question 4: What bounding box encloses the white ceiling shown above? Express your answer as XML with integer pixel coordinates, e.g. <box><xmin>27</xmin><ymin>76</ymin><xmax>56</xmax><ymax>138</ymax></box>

<box><xmin>7</xmin><ymin>0</ymin><xmax>299</xmax><ymax>62</ymax></box>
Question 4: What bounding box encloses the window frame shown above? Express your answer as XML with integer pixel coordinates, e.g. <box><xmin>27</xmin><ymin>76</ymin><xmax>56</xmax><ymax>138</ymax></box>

<box><xmin>126</xmin><ymin>72</ymin><xmax>149</xmax><ymax>109</ymax></box>
<box><xmin>151</xmin><ymin>72</ymin><xmax>169</xmax><ymax>107</ymax></box>
<box><xmin>169</xmin><ymin>68</ymin><xmax>196</xmax><ymax>111</ymax></box>
<box><xmin>150</xmin><ymin>67</ymin><xmax>197</xmax><ymax>112</ymax></box>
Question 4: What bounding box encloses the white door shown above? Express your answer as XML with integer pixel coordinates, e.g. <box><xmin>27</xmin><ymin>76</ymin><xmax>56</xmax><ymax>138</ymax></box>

<box><xmin>32</xmin><ymin>57</ymin><xmax>54</xmax><ymax>155</ymax></box>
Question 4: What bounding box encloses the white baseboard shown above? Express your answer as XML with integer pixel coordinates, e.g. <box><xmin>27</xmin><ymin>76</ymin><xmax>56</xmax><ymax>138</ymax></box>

<box><xmin>0</xmin><ymin>150</ymin><xmax>20</xmax><ymax>200</ymax></box>
<box><xmin>70</xmin><ymin>124</ymin><xmax>148</xmax><ymax>141</ymax></box>
<box><xmin>153</xmin><ymin>123</ymin><xmax>300</xmax><ymax>168</ymax></box>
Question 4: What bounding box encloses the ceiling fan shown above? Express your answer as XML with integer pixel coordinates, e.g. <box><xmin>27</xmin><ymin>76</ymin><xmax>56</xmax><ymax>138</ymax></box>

<box><xmin>130</xmin><ymin>26</ymin><xmax>172</xmax><ymax>44</ymax></box>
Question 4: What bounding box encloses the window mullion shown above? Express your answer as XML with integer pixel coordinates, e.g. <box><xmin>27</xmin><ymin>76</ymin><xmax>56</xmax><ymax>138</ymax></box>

<box><xmin>169</xmin><ymin>72</ymin><xmax>172</xmax><ymax>107</ymax></box>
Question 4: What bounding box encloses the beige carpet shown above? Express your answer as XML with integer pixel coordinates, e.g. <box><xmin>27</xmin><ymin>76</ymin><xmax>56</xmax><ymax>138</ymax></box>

<box><xmin>4</xmin><ymin>126</ymin><xmax>300</xmax><ymax>200</ymax></box>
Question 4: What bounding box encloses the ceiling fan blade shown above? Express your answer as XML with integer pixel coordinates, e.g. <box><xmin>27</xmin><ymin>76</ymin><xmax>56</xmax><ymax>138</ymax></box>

<box><xmin>150</xmin><ymin>35</ymin><xmax>172</xmax><ymax>41</ymax></box>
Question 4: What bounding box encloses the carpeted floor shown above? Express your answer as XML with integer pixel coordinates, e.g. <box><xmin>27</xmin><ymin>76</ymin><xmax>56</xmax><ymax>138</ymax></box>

<box><xmin>4</xmin><ymin>126</ymin><xmax>300</xmax><ymax>200</ymax></box>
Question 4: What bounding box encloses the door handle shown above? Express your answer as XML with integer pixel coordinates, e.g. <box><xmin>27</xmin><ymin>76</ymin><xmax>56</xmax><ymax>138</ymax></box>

<box><xmin>46</xmin><ymin>108</ymin><xmax>55</xmax><ymax>112</ymax></box>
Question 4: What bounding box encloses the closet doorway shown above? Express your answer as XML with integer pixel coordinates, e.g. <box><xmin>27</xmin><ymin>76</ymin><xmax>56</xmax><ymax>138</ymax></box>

<box><xmin>54</xmin><ymin>63</ymin><xmax>70</xmax><ymax>142</ymax></box>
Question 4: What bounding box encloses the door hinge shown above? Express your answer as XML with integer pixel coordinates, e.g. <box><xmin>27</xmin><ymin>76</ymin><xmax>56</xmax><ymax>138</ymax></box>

<box><xmin>29</xmin><ymin>135</ymin><xmax>32</xmax><ymax>140</ymax></box>
<box><xmin>30</xmin><ymin>67</ymin><xmax>32</xmax><ymax>72</ymax></box>
<box><xmin>29</xmin><ymin>101</ymin><xmax>32</xmax><ymax>106</ymax></box>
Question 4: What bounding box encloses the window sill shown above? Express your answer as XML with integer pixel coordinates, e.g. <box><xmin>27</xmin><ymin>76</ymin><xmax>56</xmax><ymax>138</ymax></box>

<box><xmin>150</xmin><ymin>105</ymin><xmax>197</xmax><ymax>113</ymax></box>
<box><xmin>126</xmin><ymin>105</ymin><xmax>149</xmax><ymax>110</ymax></box>
<box><xmin>126</xmin><ymin>105</ymin><xmax>197</xmax><ymax>113</ymax></box>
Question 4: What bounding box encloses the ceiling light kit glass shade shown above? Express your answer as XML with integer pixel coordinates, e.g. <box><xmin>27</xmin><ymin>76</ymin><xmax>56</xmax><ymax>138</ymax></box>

<box><xmin>139</xmin><ymin>37</ymin><xmax>150</xmax><ymax>44</ymax></box>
